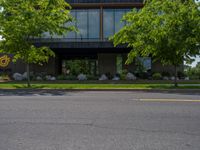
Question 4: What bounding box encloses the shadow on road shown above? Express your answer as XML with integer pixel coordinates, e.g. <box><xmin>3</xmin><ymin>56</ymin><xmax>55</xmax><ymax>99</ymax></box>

<box><xmin>0</xmin><ymin>89</ymin><xmax>75</xmax><ymax>96</ymax></box>
<box><xmin>0</xmin><ymin>89</ymin><xmax>199</xmax><ymax>96</ymax></box>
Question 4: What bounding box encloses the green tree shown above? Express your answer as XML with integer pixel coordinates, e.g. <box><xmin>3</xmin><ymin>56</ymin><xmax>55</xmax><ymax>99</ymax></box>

<box><xmin>185</xmin><ymin>61</ymin><xmax>200</xmax><ymax>79</ymax></box>
<box><xmin>0</xmin><ymin>0</ymin><xmax>75</xmax><ymax>87</ymax></box>
<box><xmin>111</xmin><ymin>0</ymin><xmax>200</xmax><ymax>87</ymax></box>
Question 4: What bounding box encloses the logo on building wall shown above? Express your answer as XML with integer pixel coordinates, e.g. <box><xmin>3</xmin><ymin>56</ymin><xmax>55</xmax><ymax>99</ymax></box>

<box><xmin>0</xmin><ymin>55</ymin><xmax>11</xmax><ymax>68</ymax></box>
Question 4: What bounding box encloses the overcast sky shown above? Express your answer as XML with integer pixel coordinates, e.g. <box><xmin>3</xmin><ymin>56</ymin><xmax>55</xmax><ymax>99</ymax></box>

<box><xmin>190</xmin><ymin>56</ymin><xmax>200</xmax><ymax>67</ymax></box>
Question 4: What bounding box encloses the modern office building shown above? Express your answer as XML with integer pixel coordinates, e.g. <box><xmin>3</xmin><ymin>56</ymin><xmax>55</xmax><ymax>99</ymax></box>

<box><xmin>1</xmin><ymin>0</ymin><xmax>179</xmax><ymax>77</ymax></box>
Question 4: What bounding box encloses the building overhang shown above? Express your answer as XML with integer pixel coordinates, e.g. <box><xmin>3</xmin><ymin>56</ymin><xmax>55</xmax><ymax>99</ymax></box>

<box><xmin>66</xmin><ymin>0</ymin><xmax>144</xmax><ymax>3</ymax></box>
<box><xmin>34</xmin><ymin>40</ymin><xmax>125</xmax><ymax>49</ymax></box>
<box><xmin>67</xmin><ymin>0</ymin><xmax>144</xmax><ymax>8</ymax></box>
<box><xmin>70</xmin><ymin>3</ymin><xmax>144</xmax><ymax>8</ymax></box>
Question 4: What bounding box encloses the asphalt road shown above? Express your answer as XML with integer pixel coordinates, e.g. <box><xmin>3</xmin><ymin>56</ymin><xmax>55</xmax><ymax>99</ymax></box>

<box><xmin>0</xmin><ymin>91</ymin><xmax>200</xmax><ymax>150</ymax></box>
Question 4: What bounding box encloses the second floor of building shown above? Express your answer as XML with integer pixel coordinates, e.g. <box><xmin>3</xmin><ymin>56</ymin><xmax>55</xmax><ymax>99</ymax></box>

<box><xmin>34</xmin><ymin>1</ymin><xmax>144</xmax><ymax>43</ymax></box>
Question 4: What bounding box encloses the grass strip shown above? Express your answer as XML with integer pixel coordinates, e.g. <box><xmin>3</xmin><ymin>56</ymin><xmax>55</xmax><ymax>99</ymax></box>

<box><xmin>0</xmin><ymin>83</ymin><xmax>199</xmax><ymax>89</ymax></box>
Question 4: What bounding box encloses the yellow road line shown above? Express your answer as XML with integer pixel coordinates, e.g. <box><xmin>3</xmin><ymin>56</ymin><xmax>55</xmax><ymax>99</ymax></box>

<box><xmin>140</xmin><ymin>99</ymin><xmax>200</xmax><ymax>102</ymax></box>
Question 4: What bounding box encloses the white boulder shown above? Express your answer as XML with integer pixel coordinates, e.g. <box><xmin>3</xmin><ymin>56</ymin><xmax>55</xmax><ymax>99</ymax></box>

<box><xmin>99</xmin><ymin>74</ymin><xmax>108</xmax><ymax>81</ymax></box>
<box><xmin>22</xmin><ymin>72</ymin><xmax>28</xmax><ymax>79</ymax></box>
<box><xmin>171</xmin><ymin>76</ymin><xmax>179</xmax><ymax>80</ymax></box>
<box><xmin>77</xmin><ymin>74</ymin><xmax>87</xmax><ymax>81</ymax></box>
<box><xmin>50</xmin><ymin>77</ymin><xmax>56</xmax><ymax>81</ymax></box>
<box><xmin>13</xmin><ymin>73</ymin><xmax>23</xmax><ymax>81</ymax></box>
<box><xmin>112</xmin><ymin>76</ymin><xmax>120</xmax><ymax>81</ymax></box>
<box><xmin>171</xmin><ymin>76</ymin><xmax>175</xmax><ymax>80</ymax></box>
<box><xmin>36</xmin><ymin>76</ymin><xmax>42</xmax><ymax>81</ymax></box>
<box><xmin>45</xmin><ymin>75</ymin><xmax>52</xmax><ymax>80</ymax></box>
<box><xmin>126</xmin><ymin>72</ymin><xmax>136</xmax><ymax>80</ymax></box>
<box><xmin>184</xmin><ymin>77</ymin><xmax>190</xmax><ymax>80</ymax></box>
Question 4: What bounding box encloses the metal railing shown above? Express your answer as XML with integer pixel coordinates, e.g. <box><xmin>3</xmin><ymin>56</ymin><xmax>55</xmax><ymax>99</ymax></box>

<box><xmin>31</xmin><ymin>37</ymin><xmax>109</xmax><ymax>43</ymax></box>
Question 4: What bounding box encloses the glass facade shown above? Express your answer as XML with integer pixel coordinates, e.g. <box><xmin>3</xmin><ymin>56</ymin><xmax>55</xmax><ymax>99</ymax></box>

<box><xmin>43</xmin><ymin>9</ymin><xmax>131</xmax><ymax>40</ymax></box>
<box><xmin>103</xmin><ymin>9</ymin><xmax>131</xmax><ymax>39</ymax></box>
<box><xmin>76</xmin><ymin>10</ymin><xmax>88</xmax><ymax>39</ymax></box>
<box><xmin>88</xmin><ymin>10</ymin><xmax>100</xmax><ymax>39</ymax></box>
<box><xmin>65</xmin><ymin>9</ymin><xmax>100</xmax><ymax>40</ymax></box>
<box><xmin>103</xmin><ymin>9</ymin><xmax>114</xmax><ymax>39</ymax></box>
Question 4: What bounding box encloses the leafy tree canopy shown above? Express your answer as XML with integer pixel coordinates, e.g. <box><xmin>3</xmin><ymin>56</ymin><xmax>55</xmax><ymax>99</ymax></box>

<box><xmin>0</xmin><ymin>0</ymin><xmax>74</xmax><ymax>64</ymax></box>
<box><xmin>0</xmin><ymin>0</ymin><xmax>75</xmax><ymax>86</ymax></box>
<box><xmin>112</xmin><ymin>0</ymin><xmax>200</xmax><ymax>67</ymax></box>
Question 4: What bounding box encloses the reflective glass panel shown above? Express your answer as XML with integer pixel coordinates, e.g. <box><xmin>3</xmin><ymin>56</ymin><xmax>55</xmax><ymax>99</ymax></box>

<box><xmin>103</xmin><ymin>9</ymin><xmax>114</xmax><ymax>39</ymax></box>
<box><xmin>115</xmin><ymin>9</ymin><xmax>125</xmax><ymax>33</ymax></box>
<box><xmin>88</xmin><ymin>9</ymin><xmax>100</xmax><ymax>39</ymax></box>
<box><xmin>76</xmin><ymin>10</ymin><xmax>88</xmax><ymax>39</ymax></box>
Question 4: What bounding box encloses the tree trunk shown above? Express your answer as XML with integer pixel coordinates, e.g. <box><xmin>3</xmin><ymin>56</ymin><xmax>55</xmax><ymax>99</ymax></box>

<box><xmin>26</xmin><ymin>63</ymin><xmax>31</xmax><ymax>88</ymax></box>
<box><xmin>174</xmin><ymin>65</ymin><xmax>178</xmax><ymax>87</ymax></box>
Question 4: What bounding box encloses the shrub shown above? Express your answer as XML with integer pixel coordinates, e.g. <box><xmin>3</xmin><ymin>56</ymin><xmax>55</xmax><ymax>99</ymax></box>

<box><xmin>65</xmin><ymin>75</ymin><xmax>77</xmax><ymax>80</ymax></box>
<box><xmin>189</xmin><ymin>75</ymin><xmax>199</xmax><ymax>80</ymax></box>
<box><xmin>57</xmin><ymin>74</ymin><xmax>67</xmax><ymax>80</ymax></box>
<box><xmin>161</xmin><ymin>71</ymin><xmax>171</xmax><ymax>77</ymax></box>
<box><xmin>57</xmin><ymin>74</ymin><xmax>77</xmax><ymax>80</ymax></box>
<box><xmin>152</xmin><ymin>73</ymin><xmax>162</xmax><ymax>80</ymax></box>
<box><xmin>120</xmin><ymin>69</ymin><xmax>128</xmax><ymax>80</ymax></box>
<box><xmin>35</xmin><ymin>72</ymin><xmax>47</xmax><ymax>80</ymax></box>
<box><xmin>87</xmin><ymin>75</ymin><xmax>98</xmax><ymax>80</ymax></box>
<box><xmin>185</xmin><ymin>64</ymin><xmax>200</xmax><ymax>80</ymax></box>
<box><xmin>0</xmin><ymin>74</ymin><xmax>10</xmax><ymax>80</ymax></box>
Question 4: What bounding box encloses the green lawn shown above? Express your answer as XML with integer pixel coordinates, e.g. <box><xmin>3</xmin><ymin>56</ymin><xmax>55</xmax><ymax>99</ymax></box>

<box><xmin>0</xmin><ymin>82</ymin><xmax>199</xmax><ymax>89</ymax></box>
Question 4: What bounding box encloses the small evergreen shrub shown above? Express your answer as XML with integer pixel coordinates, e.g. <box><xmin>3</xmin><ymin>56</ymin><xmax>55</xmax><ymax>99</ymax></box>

<box><xmin>120</xmin><ymin>69</ymin><xmax>128</xmax><ymax>80</ymax></box>
<box><xmin>57</xmin><ymin>74</ymin><xmax>67</xmax><ymax>80</ymax></box>
<box><xmin>65</xmin><ymin>75</ymin><xmax>77</xmax><ymax>80</ymax></box>
<box><xmin>152</xmin><ymin>73</ymin><xmax>162</xmax><ymax>80</ymax></box>
<box><xmin>0</xmin><ymin>74</ymin><xmax>10</xmax><ymax>80</ymax></box>
<box><xmin>87</xmin><ymin>75</ymin><xmax>98</xmax><ymax>80</ymax></box>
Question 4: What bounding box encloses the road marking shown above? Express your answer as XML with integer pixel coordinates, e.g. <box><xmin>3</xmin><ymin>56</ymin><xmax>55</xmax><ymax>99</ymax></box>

<box><xmin>139</xmin><ymin>99</ymin><xmax>200</xmax><ymax>102</ymax></box>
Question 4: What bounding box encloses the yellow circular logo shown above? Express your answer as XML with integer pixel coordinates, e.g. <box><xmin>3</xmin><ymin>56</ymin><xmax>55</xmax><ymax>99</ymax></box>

<box><xmin>0</xmin><ymin>55</ymin><xmax>11</xmax><ymax>68</ymax></box>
